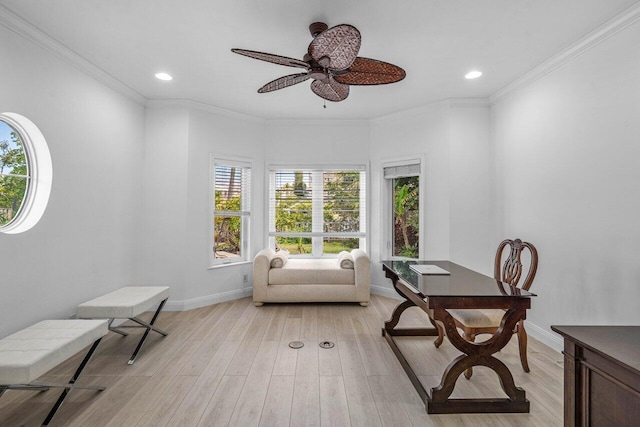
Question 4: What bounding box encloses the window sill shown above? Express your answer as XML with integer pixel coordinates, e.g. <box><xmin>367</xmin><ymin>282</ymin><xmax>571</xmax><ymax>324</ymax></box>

<box><xmin>208</xmin><ymin>260</ymin><xmax>253</xmax><ymax>270</ymax></box>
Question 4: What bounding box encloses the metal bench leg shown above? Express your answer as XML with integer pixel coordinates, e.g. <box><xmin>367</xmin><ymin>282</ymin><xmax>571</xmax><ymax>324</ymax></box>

<box><xmin>108</xmin><ymin>319</ymin><xmax>129</xmax><ymax>337</ymax></box>
<box><xmin>127</xmin><ymin>298</ymin><xmax>168</xmax><ymax>365</ymax></box>
<box><xmin>42</xmin><ymin>337</ymin><xmax>103</xmax><ymax>426</ymax></box>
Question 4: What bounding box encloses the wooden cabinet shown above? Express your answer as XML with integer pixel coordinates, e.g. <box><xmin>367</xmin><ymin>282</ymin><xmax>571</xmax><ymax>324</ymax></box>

<box><xmin>551</xmin><ymin>326</ymin><xmax>640</xmax><ymax>427</ymax></box>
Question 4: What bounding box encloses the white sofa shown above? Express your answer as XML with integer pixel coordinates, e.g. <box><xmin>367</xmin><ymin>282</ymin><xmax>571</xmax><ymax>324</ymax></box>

<box><xmin>252</xmin><ymin>248</ymin><xmax>370</xmax><ymax>306</ymax></box>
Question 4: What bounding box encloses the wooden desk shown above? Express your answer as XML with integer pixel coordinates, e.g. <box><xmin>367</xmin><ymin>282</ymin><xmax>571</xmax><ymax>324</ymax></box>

<box><xmin>382</xmin><ymin>260</ymin><xmax>536</xmax><ymax>414</ymax></box>
<box><xmin>551</xmin><ymin>326</ymin><xmax>640</xmax><ymax>427</ymax></box>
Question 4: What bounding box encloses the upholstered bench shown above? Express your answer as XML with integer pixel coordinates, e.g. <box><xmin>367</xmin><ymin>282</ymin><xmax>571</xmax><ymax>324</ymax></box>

<box><xmin>0</xmin><ymin>319</ymin><xmax>108</xmax><ymax>425</ymax></box>
<box><xmin>76</xmin><ymin>286</ymin><xmax>170</xmax><ymax>364</ymax></box>
<box><xmin>253</xmin><ymin>249</ymin><xmax>370</xmax><ymax>306</ymax></box>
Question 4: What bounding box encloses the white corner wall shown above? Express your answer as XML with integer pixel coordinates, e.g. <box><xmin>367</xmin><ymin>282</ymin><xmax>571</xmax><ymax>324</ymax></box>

<box><xmin>0</xmin><ymin>25</ymin><xmax>144</xmax><ymax>338</ymax></box>
<box><xmin>369</xmin><ymin>102</ymin><xmax>452</xmax><ymax>294</ymax></box>
<box><xmin>449</xmin><ymin>102</ymin><xmax>493</xmax><ymax>276</ymax></box>
<box><xmin>491</xmin><ymin>19</ymin><xmax>640</xmax><ymax>346</ymax></box>
<box><xmin>139</xmin><ymin>104</ymin><xmax>266</xmax><ymax>310</ymax></box>
<box><xmin>368</xmin><ymin>101</ymin><xmax>494</xmax><ymax>295</ymax></box>
<box><xmin>139</xmin><ymin>113</ymin><xmax>371</xmax><ymax>310</ymax></box>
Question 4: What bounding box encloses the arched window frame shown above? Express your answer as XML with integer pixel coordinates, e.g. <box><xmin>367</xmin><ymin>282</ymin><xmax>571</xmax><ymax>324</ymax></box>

<box><xmin>0</xmin><ymin>112</ymin><xmax>52</xmax><ymax>234</ymax></box>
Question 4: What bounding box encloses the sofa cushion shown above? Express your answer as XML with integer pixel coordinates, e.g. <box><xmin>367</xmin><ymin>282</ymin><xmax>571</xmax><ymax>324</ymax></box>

<box><xmin>269</xmin><ymin>259</ymin><xmax>355</xmax><ymax>285</ymax></box>
<box><xmin>270</xmin><ymin>251</ymin><xmax>289</xmax><ymax>268</ymax></box>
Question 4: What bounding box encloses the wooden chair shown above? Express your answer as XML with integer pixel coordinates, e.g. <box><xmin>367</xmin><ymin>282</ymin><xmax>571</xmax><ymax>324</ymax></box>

<box><xmin>448</xmin><ymin>238</ymin><xmax>538</xmax><ymax>379</ymax></box>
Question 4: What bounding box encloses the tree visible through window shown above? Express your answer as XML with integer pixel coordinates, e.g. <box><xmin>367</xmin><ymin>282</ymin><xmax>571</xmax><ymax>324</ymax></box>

<box><xmin>269</xmin><ymin>168</ymin><xmax>366</xmax><ymax>256</ymax></box>
<box><xmin>212</xmin><ymin>160</ymin><xmax>251</xmax><ymax>264</ymax></box>
<box><xmin>0</xmin><ymin>121</ymin><xmax>29</xmax><ymax>227</ymax></box>
<box><xmin>393</xmin><ymin>176</ymin><xmax>419</xmax><ymax>257</ymax></box>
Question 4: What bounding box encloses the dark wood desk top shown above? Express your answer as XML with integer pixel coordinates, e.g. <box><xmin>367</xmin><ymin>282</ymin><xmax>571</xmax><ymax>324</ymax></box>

<box><xmin>382</xmin><ymin>260</ymin><xmax>536</xmax><ymax>298</ymax></box>
<box><xmin>551</xmin><ymin>325</ymin><xmax>640</xmax><ymax>377</ymax></box>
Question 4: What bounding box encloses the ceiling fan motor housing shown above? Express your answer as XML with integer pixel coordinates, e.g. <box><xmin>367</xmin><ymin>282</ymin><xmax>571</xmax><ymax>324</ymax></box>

<box><xmin>309</xmin><ymin>22</ymin><xmax>329</xmax><ymax>37</ymax></box>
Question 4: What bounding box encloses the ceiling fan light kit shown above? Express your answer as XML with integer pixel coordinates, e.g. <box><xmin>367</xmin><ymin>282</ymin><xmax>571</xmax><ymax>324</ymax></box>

<box><xmin>232</xmin><ymin>22</ymin><xmax>405</xmax><ymax>102</ymax></box>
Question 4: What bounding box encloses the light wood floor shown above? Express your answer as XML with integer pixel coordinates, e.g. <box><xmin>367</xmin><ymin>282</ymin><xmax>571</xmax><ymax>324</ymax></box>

<box><xmin>0</xmin><ymin>295</ymin><xmax>565</xmax><ymax>426</ymax></box>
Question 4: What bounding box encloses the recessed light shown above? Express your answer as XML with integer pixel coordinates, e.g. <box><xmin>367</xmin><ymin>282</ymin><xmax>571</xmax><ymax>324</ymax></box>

<box><xmin>155</xmin><ymin>72</ymin><xmax>173</xmax><ymax>81</ymax></box>
<box><xmin>465</xmin><ymin>70</ymin><xmax>482</xmax><ymax>80</ymax></box>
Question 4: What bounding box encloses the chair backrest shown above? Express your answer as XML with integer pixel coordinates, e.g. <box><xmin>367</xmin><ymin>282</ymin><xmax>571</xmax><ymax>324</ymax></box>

<box><xmin>494</xmin><ymin>238</ymin><xmax>538</xmax><ymax>291</ymax></box>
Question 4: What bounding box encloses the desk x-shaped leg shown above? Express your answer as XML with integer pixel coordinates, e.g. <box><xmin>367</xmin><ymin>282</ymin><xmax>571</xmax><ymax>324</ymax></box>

<box><xmin>381</xmin><ymin>268</ymin><xmax>529</xmax><ymax>414</ymax></box>
<box><xmin>428</xmin><ymin>307</ymin><xmax>529</xmax><ymax>413</ymax></box>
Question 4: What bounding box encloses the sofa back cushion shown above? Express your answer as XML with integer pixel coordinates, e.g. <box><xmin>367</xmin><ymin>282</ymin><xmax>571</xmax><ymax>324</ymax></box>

<box><xmin>269</xmin><ymin>259</ymin><xmax>354</xmax><ymax>285</ymax></box>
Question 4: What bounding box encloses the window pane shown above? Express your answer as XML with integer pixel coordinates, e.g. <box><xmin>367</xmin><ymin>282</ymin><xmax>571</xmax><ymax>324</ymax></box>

<box><xmin>275</xmin><ymin>236</ymin><xmax>312</xmax><ymax>255</ymax></box>
<box><xmin>323</xmin><ymin>171</ymin><xmax>360</xmax><ymax>233</ymax></box>
<box><xmin>214</xmin><ymin>215</ymin><xmax>241</xmax><ymax>259</ymax></box>
<box><xmin>323</xmin><ymin>237</ymin><xmax>359</xmax><ymax>254</ymax></box>
<box><xmin>215</xmin><ymin>166</ymin><xmax>245</xmax><ymax>212</ymax></box>
<box><xmin>274</xmin><ymin>171</ymin><xmax>312</xmax><ymax>233</ymax></box>
<box><xmin>0</xmin><ymin>120</ymin><xmax>29</xmax><ymax>227</ymax></box>
<box><xmin>393</xmin><ymin>176</ymin><xmax>419</xmax><ymax>257</ymax></box>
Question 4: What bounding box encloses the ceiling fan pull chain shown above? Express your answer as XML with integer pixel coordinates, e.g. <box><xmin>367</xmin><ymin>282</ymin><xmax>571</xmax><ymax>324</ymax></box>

<box><xmin>323</xmin><ymin>99</ymin><xmax>326</xmax><ymax>109</ymax></box>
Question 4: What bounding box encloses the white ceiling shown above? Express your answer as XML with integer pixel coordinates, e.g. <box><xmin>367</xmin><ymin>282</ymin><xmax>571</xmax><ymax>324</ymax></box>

<box><xmin>1</xmin><ymin>0</ymin><xmax>638</xmax><ymax>119</ymax></box>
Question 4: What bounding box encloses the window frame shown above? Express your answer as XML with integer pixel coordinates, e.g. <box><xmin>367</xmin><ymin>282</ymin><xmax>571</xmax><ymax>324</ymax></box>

<box><xmin>266</xmin><ymin>164</ymin><xmax>368</xmax><ymax>258</ymax></box>
<box><xmin>382</xmin><ymin>156</ymin><xmax>424</xmax><ymax>260</ymax></box>
<box><xmin>209</xmin><ymin>155</ymin><xmax>252</xmax><ymax>267</ymax></box>
<box><xmin>0</xmin><ymin>112</ymin><xmax>52</xmax><ymax>234</ymax></box>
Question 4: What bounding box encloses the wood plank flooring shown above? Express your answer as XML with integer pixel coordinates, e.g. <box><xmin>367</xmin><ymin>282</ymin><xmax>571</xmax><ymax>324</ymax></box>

<box><xmin>0</xmin><ymin>295</ymin><xmax>565</xmax><ymax>426</ymax></box>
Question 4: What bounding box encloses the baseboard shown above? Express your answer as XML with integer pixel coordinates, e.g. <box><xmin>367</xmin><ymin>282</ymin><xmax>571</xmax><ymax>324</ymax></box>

<box><xmin>525</xmin><ymin>321</ymin><xmax>563</xmax><ymax>353</ymax></box>
<box><xmin>370</xmin><ymin>284</ymin><xmax>403</xmax><ymax>300</ymax></box>
<box><xmin>163</xmin><ymin>287</ymin><xmax>253</xmax><ymax>311</ymax></box>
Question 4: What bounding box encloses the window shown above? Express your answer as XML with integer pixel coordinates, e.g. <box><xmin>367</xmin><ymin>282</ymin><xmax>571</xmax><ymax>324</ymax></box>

<box><xmin>211</xmin><ymin>158</ymin><xmax>251</xmax><ymax>266</ymax></box>
<box><xmin>268</xmin><ymin>166</ymin><xmax>366</xmax><ymax>257</ymax></box>
<box><xmin>0</xmin><ymin>113</ymin><xmax>52</xmax><ymax>234</ymax></box>
<box><xmin>383</xmin><ymin>159</ymin><xmax>421</xmax><ymax>258</ymax></box>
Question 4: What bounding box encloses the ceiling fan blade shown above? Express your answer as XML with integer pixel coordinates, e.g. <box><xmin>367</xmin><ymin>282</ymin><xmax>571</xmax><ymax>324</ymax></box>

<box><xmin>334</xmin><ymin>57</ymin><xmax>406</xmax><ymax>85</ymax></box>
<box><xmin>308</xmin><ymin>24</ymin><xmax>361</xmax><ymax>71</ymax></box>
<box><xmin>258</xmin><ymin>73</ymin><xmax>310</xmax><ymax>93</ymax></box>
<box><xmin>231</xmin><ymin>49</ymin><xmax>309</xmax><ymax>69</ymax></box>
<box><xmin>310</xmin><ymin>77</ymin><xmax>349</xmax><ymax>102</ymax></box>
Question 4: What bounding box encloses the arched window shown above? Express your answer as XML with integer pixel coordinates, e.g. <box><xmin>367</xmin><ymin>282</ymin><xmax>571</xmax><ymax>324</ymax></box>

<box><xmin>0</xmin><ymin>113</ymin><xmax>52</xmax><ymax>234</ymax></box>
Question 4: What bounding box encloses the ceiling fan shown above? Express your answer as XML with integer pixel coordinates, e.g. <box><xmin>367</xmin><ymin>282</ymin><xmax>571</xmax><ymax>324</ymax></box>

<box><xmin>231</xmin><ymin>22</ymin><xmax>406</xmax><ymax>102</ymax></box>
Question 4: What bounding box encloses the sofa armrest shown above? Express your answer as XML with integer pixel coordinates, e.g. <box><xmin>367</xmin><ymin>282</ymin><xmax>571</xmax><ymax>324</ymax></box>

<box><xmin>351</xmin><ymin>249</ymin><xmax>371</xmax><ymax>303</ymax></box>
<box><xmin>253</xmin><ymin>248</ymin><xmax>276</xmax><ymax>304</ymax></box>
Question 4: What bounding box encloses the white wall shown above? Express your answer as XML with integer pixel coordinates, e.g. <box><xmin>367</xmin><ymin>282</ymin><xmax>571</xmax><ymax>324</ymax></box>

<box><xmin>265</xmin><ymin>119</ymin><xmax>370</xmax><ymax>165</ymax></box>
<box><xmin>369</xmin><ymin>102</ymin><xmax>453</xmax><ymax>292</ymax></box>
<box><xmin>184</xmin><ymin>108</ymin><xmax>265</xmax><ymax>304</ymax></box>
<box><xmin>449</xmin><ymin>101</ymin><xmax>493</xmax><ymax>276</ymax></box>
<box><xmin>137</xmin><ymin>106</ymin><xmax>190</xmax><ymax>302</ymax></box>
<box><xmin>491</xmin><ymin>20</ymin><xmax>640</xmax><ymax>342</ymax></box>
<box><xmin>138</xmin><ymin>104</ymin><xmax>266</xmax><ymax>309</ymax></box>
<box><xmin>138</xmin><ymin>114</ymin><xmax>370</xmax><ymax>309</ymax></box>
<box><xmin>0</xmin><ymin>25</ymin><xmax>144</xmax><ymax>337</ymax></box>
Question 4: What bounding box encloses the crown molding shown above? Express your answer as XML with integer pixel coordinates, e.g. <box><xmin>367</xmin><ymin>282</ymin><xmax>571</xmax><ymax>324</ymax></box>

<box><xmin>146</xmin><ymin>99</ymin><xmax>266</xmax><ymax>124</ymax></box>
<box><xmin>267</xmin><ymin>118</ymin><xmax>370</xmax><ymax>127</ymax></box>
<box><xmin>0</xmin><ymin>4</ymin><xmax>147</xmax><ymax>106</ymax></box>
<box><xmin>447</xmin><ymin>98</ymin><xmax>491</xmax><ymax>108</ymax></box>
<box><xmin>490</xmin><ymin>2</ymin><xmax>640</xmax><ymax>105</ymax></box>
<box><xmin>370</xmin><ymin>100</ymin><xmax>451</xmax><ymax>125</ymax></box>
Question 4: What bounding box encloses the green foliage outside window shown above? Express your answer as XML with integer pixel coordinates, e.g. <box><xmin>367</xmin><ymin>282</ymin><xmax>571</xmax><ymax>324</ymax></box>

<box><xmin>213</xmin><ymin>193</ymin><xmax>241</xmax><ymax>256</ymax></box>
<box><xmin>0</xmin><ymin>129</ymin><xmax>28</xmax><ymax>227</ymax></box>
<box><xmin>393</xmin><ymin>176</ymin><xmax>419</xmax><ymax>258</ymax></box>
<box><xmin>274</xmin><ymin>171</ymin><xmax>361</xmax><ymax>254</ymax></box>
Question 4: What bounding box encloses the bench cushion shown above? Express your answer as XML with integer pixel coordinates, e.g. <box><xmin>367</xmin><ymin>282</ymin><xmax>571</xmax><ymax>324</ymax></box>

<box><xmin>269</xmin><ymin>259</ymin><xmax>354</xmax><ymax>285</ymax></box>
<box><xmin>76</xmin><ymin>286</ymin><xmax>170</xmax><ymax>319</ymax></box>
<box><xmin>0</xmin><ymin>319</ymin><xmax>108</xmax><ymax>385</ymax></box>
